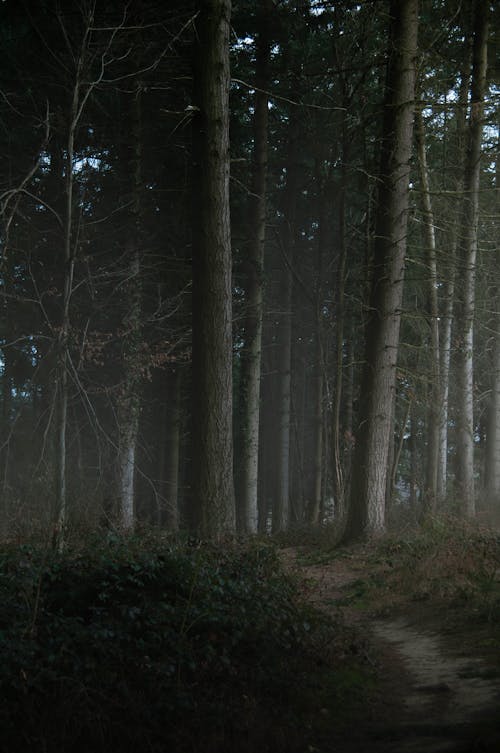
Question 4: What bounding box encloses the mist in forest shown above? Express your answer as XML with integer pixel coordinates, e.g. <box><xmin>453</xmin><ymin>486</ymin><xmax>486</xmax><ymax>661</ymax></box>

<box><xmin>0</xmin><ymin>0</ymin><xmax>498</xmax><ymax>545</ymax></box>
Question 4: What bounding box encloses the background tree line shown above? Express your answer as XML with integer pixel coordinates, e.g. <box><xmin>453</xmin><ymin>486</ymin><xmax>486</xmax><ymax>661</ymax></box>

<box><xmin>0</xmin><ymin>0</ymin><xmax>498</xmax><ymax>543</ymax></box>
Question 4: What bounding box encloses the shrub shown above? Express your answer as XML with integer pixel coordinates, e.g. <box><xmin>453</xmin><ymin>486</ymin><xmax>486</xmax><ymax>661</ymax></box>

<box><xmin>0</xmin><ymin>537</ymin><xmax>330</xmax><ymax>753</ymax></box>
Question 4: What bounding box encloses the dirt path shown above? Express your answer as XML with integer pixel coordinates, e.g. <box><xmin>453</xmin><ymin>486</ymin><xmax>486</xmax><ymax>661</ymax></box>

<box><xmin>281</xmin><ymin>547</ymin><xmax>500</xmax><ymax>753</ymax></box>
<box><xmin>371</xmin><ymin>616</ymin><xmax>499</xmax><ymax>752</ymax></box>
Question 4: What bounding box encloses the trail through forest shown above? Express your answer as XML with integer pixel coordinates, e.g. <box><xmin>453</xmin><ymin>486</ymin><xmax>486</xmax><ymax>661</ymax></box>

<box><xmin>281</xmin><ymin>546</ymin><xmax>500</xmax><ymax>753</ymax></box>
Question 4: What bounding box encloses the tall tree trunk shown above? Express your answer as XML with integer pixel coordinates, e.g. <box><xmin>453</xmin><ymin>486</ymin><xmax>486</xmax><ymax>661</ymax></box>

<box><xmin>486</xmin><ymin>300</ymin><xmax>500</xmax><ymax>508</ymax></box>
<box><xmin>191</xmin><ymin>0</ymin><xmax>235</xmax><ymax>538</ymax></box>
<box><xmin>436</xmin><ymin>64</ymin><xmax>470</xmax><ymax>505</ymax></box>
<box><xmin>437</xmin><ymin>276</ymin><xmax>454</xmax><ymax>506</ymax></box>
<box><xmin>162</xmin><ymin>368</ymin><xmax>181</xmax><ymax>530</ymax></box>
<box><xmin>308</xmin><ymin>309</ymin><xmax>325</xmax><ymax>526</ymax></box>
<box><xmin>342</xmin><ymin>317</ymin><xmax>355</xmax><ymax>501</ymax></box>
<box><xmin>390</xmin><ymin>391</ymin><xmax>412</xmax><ymax>504</ymax></box>
<box><xmin>257</xmin><ymin>322</ymin><xmax>276</xmax><ymax>533</ymax></box>
<box><xmin>272</xmin><ymin>241</ymin><xmax>293</xmax><ymax>534</ymax></box>
<box><xmin>117</xmin><ymin>248</ymin><xmax>141</xmax><ymax>531</ymax></box>
<box><xmin>271</xmin><ymin>122</ymin><xmax>299</xmax><ymax>534</ymax></box>
<box><xmin>344</xmin><ymin>0</ymin><xmax>419</xmax><ymax>541</ymax></box>
<box><xmin>415</xmin><ymin>109</ymin><xmax>440</xmax><ymax>514</ymax></box>
<box><xmin>311</xmin><ymin>349</ymin><xmax>324</xmax><ymax>526</ymax></box>
<box><xmin>409</xmin><ymin>405</ymin><xmax>419</xmax><ymax>510</ymax></box>
<box><xmin>306</xmin><ymin>153</ymin><xmax>330</xmax><ymax>526</ymax></box>
<box><xmin>455</xmin><ymin>0</ymin><xmax>488</xmax><ymax>518</ymax></box>
<box><xmin>0</xmin><ymin>275</ymin><xmax>12</xmax><ymax>512</ymax></box>
<box><xmin>483</xmin><ymin>129</ymin><xmax>500</xmax><ymax>508</ymax></box>
<box><xmin>117</xmin><ymin>86</ymin><xmax>143</xmax><ymax>531</ymax></box>
<box><xmin>332</xmin><ymin>117</ymin><xmax>350</xmax><ymax>522</ymax></box>
<box><xmin>385</xmin><ymin>389</ymin><xmax>396</xmax><ymax>508</ymax></box>
<box><xmin>237</xmin><ymin>0</ymin><xmax>270</xmax><ymax>534</ymax></box>
<box><xmin>52</xmin><ymin>6</ymin><xmax>105</xmax><ymax>547</ymax></box>
<box><xmin>54</xmin><ymin>61</ymin><xmax>81</xmax><ymax>548</ymax></box>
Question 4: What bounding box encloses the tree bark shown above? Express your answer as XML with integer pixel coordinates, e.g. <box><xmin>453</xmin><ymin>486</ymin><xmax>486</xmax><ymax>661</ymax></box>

<box><xmin>484</xmin><ymin>138</ymin><xmax>500</xmax><ymax>508</ymax></box>
<box><xmin>117</xmin><ymin>247</ymin><xmax>141</xmax><ymax>531</ymax></box>
<box><xmin>344</xmin><ymin>0</ymin><xmax>419</xmax><ymax>541</ymax></box>
<box><xmin>308</xmin><ymin>305</ymin><xmax>325</xmax><ymax>526</ymax></box>
<box><xmin>486</xmin><ymin>305</ymin><xmax>500</xmax><ymax>507</ymax></box>
<box><xmin>237</xmin><ymin>0</ymin><xmax>270</xmax><ymax>534</ymax></box>
<box><xmin>117</xmin><ymin>85</ymin><xmax>143</xmax><ymax>531</ymax></box>
<box><xmin>415</xmin><ymin>109</ymin><xmax>440</xmax><ymax>514</ymax></box>
<box><xmin>162</xmin><ymin>368</ymin><xmax>181</xmax><ymax>530</ymax></box>
<box><xmin>436</xmin><ymin>63</ymin><xmax>470</xmax><ymax>506</ymax></box>
<box><xmin>51</xmin><ymin>6</ymin><xmax>111</xmax><ymax>546</ymax></box>
<box><xmin>191</xmin><ymin>0</ymin><xmax>235</xmax><ymax>538</ymax></box>
<box><xmin>455</xmin><ymin>0</ymin><xmax>488</xmax><ymax>518</ymax></box>
<box><xmin>54</xmin><ymin>45</ymin><xmax>82</xmax><ymax>548</ymax></box>
<box><xmin>332</xmin><ymin>113</ymin><xmax>350</xmax><ymax>523</ymax></box>
<box><xmin>271</xmin><ymin>121</ymin><xmax>299</xmax><ymax>534</ymax></box>
<box><xmin>272</xmin><ymin>244</ymin><xmax>293</xmax><ymax>534</ymax></box>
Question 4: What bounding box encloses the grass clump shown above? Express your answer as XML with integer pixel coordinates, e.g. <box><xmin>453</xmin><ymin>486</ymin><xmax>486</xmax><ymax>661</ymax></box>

<box><xmin>0</xmin><ymin>535</ymin><xmax>354</xmax><ymax>753</ymax></box>
<box><xmin>376</xmin><ymin>517</ymin><xmax>500</xmax><ymax>617</ymax></box>
<box><xmin>288</xmin><ymin>516</ymin><xmax>500</xmax><ymax>625</ymax></box>
<box><xmin>307</xmin><ymin>516</ymin><xmax>500</xmax><ymax>633</ymax></box>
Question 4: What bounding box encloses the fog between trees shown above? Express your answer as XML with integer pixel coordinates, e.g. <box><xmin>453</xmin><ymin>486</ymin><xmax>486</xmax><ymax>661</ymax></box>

<box><xmin>0</xmin><ymin>0</ymin><xmax>499</xmax><ymax>543</ymax></box>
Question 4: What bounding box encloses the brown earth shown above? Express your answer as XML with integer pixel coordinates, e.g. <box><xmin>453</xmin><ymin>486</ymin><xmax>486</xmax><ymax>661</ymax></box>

<box><xmin>280</xmin><ymin>545</ymin><xmax>500</xmax><ymax>753</ymax></box>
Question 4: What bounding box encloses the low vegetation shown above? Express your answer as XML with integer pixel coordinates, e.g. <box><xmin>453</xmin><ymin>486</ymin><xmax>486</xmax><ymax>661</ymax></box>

<box><xmin>294</xmin><ymin>516</ymin><xmax>500</xmax><ymax>634</ymax></box>
<box><xmin>1</xmin><ymin>519</ymin><xmax>498</xmax><ymax>752</ymax></box>
<box><xmin>376</xmin><ymin>518</ymin><xmax>500</xmax><ymax>620</ymax></box>
<box><xmin>0</xmin><ymin>533</ymin><xmax>370</xmax><ymax>753</ymax></box>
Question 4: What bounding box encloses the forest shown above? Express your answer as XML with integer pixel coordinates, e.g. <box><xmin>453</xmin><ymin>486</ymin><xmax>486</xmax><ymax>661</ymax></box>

<box><xmin>1</xmin><ymin>2</ymin><xmax>500</xmax><ymax>752</ymax></box>
<box><xmin>0</xmin><ymin>0</ymin><xmax>499</xmax><ymax>544</ymax></box>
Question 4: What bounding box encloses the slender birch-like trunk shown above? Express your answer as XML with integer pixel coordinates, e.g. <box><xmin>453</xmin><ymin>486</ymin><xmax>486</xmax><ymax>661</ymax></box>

<box><xmin>455</xmin><ymin>0</ymin><xmax>488</xmax><ymax>518</ymax></box>
<box><xmin>162</xmin><ymin>369</ymin><xmax>181</xmax><ymax>530</ymax></box>
<box><xmin>415</xmin><ymin>110</ymin><xmax>440</xmax><ymax>514</ymax></box>
<box><xmin>54</xmin><ymin>30</ymin><xmax>88</xmax><ymax>548</ymax></box>
<box><xmin>486</xmin><ymin>304</ymin><xmax>500</xmax><ymax>507</ymax></box>
<box><xmin>333</xmin><ymin>122</ymin><xmax>349</xmax><ymax>521</ymax></box>
<box><xmin>117</xmin><ymin>243</ymin><xmax>141</xmax><ymax>531</ymax></box>
<box><xmin>436</xmin><ymin>65</ymin><xmax>470</xmax><ymax>505</ymax></box>
<box><xmin>117</xmin><ymin>86</ymin><xmax>143</xmax><ymax>531</ymax></box>
<box><xmin>484</xmin><ymin>133</ymin><xmax>500</xmax><ymax>507</ymax></box>
<box><xmin>307</xmin><ymin>154</ymin><xmax>329</xmax><ymax>526</ymax></box>
<box><xmin>51</xmin><ymin>7</ymin><xmax>120</xmax><ymax>546</ymax></box>
<box><xmin>272</xmin><ymin>241</ymin><xmax>293</xmax><ymax>534</ymax></box>
<box><xmin>310</xmin><ymin>346</ymin><xmax>324</xmax><ymax>525</ymax></box>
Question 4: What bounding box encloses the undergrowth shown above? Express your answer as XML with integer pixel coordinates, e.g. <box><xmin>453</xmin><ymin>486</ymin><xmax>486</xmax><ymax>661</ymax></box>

<box><xmin>281</xmin><ymin>516</ymin><xmax>500</xmax><ymax>624</ymax></box>
<box><xmin>0</xmin><ymin>534</ymin><xmax>364</xmax><ymax>753</ymax></box>
<box><xmin>297</xmin><ymin>516</ymin><xmax>500</xmax><ymax>625</ymax></box>
<box><xmin>376</xmin><ymin>517</ymin><xmax>500</xmax><ymax>620</ymax></box>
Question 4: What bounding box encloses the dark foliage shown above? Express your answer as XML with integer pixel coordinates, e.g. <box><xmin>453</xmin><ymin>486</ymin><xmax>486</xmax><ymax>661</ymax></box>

<box><xmin>0</xmin><ymin>537</ymin><xmax>335</xmax><ymax>753</ymax></box>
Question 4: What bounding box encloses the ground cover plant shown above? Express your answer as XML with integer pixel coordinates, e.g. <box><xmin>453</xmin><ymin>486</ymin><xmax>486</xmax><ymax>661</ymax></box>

<box><xmin>376</xmin><ymin>518</ymin><xmax>500</xmax><ymax>618</ymax></box>
<box><xmin>0</xmin><ymin>533</ymin><xmax>371</xmax><ymax>753</ymax></box>
<box><xmin>292</xmin><ymin>516</ymin><xmax>500</xmax><ymax>646</ymax></box>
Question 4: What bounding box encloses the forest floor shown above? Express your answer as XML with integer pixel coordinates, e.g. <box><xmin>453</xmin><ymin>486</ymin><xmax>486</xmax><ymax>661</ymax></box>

<box><xmin>279</xmin><ymin>529</ymin><xmax>500</xmax><ymax>753</ymax></box>
<box><xmin>1</xmin><ymin>523</ymin><xmax>498</xmax><ymax>752</ymax></box>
